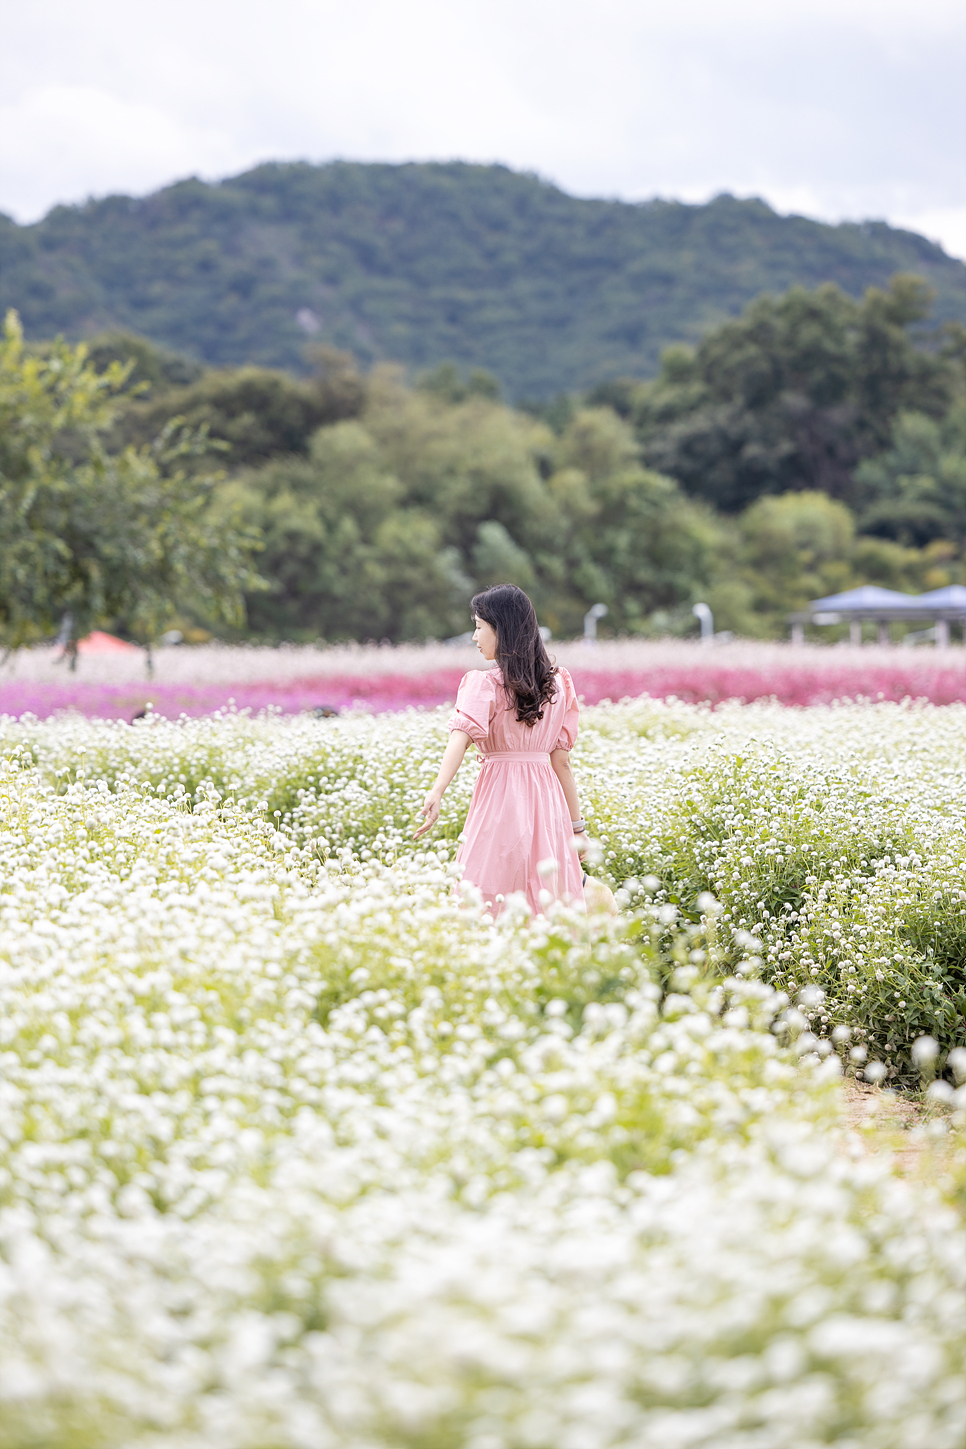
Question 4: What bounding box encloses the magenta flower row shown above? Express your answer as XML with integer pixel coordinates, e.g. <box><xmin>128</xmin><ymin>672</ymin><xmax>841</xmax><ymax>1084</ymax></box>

<box><xmin>2</xmin><ymin>658</ymin><xmax>965</xmax><ymax>723</ymax></box>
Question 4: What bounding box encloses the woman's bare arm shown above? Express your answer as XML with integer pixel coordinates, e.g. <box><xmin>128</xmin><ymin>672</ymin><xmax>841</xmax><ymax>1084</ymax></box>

<box><xmin>550</xmin><ymin>748</ymin><xmax>588</xmax><ymax>858</ymax></box>
<box><xmin>414</xmin><ymin>730</ymin><xmax>472</xmax><ymax>838</ymax></box>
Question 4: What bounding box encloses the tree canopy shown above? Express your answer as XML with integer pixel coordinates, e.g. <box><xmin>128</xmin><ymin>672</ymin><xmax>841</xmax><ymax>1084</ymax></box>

<box><xmin>6</xmin><ymin>266</ymin><xmax>962</xmax><ymax>650</ymax></box>
<box><xmin>623</xmin><ymin>276</ymin><xmax>955</xmax><ymax>512</ymax></box>
<box><xmin>0</xmin><ymin>313</ymin><xmax>263</xmax><ymax>657</ymax></box>
<box><xmin>854</xmin><ymin>405</ymin><xmax>966</xmax><ymax>549</ymax></box>
<box><xmin>217</xmin><ymin>372</ymin><xmax>723</xmax><ymax>641</ymax></box>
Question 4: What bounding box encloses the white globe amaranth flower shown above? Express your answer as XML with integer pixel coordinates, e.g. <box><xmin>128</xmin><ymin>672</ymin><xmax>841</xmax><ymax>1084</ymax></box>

<box><xmin>0</xmin><ymin>698</ymin><xmax>963</xmax><ymax>1446</ymax></box>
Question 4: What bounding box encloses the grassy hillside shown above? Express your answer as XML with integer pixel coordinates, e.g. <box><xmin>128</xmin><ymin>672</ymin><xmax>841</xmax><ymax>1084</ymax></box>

<box><xmin>2</xmin><ymin>160</ymin><xmax>964</xmax><ymax>397</ymax></box>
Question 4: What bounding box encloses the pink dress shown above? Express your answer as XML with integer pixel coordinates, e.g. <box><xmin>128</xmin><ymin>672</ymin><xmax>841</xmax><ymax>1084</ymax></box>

<box><xmin>448</xmin><ymin>666</ymin><xmax>583</xmax><ymax>916</ymax></box>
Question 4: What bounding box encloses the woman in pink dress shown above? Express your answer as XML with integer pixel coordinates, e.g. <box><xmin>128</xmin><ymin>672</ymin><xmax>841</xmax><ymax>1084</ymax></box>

<box><xmin>415</xmin><ymin>584</ymin><xmax>588</xmax><ymax>915</ymax></box>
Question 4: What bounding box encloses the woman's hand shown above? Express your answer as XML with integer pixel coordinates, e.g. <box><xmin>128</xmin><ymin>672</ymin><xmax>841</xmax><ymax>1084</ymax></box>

<box><xmin>413</xmin><ymin>732</ymin><xmax>471</xmax><ymax>840</ymax></box>
<box><xmin>414</xmin><ymin>790</ymin><xmax>442</xmax><ymax>839</ymax></box>
<box><xmin>574</xmin><ymin>832</ymin><xmax>590</xmax><ymax>861</ymax></box>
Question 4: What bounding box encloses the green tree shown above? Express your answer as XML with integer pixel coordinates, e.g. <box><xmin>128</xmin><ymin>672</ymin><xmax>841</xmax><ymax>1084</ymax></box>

<box><xmin>113</xmin><ymin>349</ymin><xmax>366</xmax><ymax>469</ymax></box>
<box><xmin>854</xmin><ymin>405</ymin><xmax>966</xmax><ymax>548</ymax></box>
<box><xmin>223</xmin><ymin>384</ymin><xmax>734</xmax><ymax>642</ymax></box>
<box><xmin>737</xmin><ymin>491</ymin><xmax>856</xmax><ymax>630</ymax></box>
<box><xmin>471</xmin><ymin>520</ymin><xmax>536</xmax><ymax>592</ymax></box>
<box><xmin>418</xmin><ymin>361</ymin><xmax>502</xmax><ymax>403</ymax></box>
<box><xmin>733</xmin><ymin>488</ymin><xmax>954</xmax><ymax>636</ymax></box>
<box><xmin>83</xmin><ymin>330</ymin><xmax>205</xmax><ymax>395</ymax></box>
<box><xmin>215</xmin><ymin>417</ymin><xmax>472</xmax><ymax>642</ymax></box>
<box><xmin>541</xmin><ymin>408</ymin><xmax>730</xmax><ymax>635</ymax></box>
<box><xmin>362</xmin><ymin>367</ymin><xmax>557</xmax><ymax>561</ymax></box>
<box><xmin>0</xmin><ymin>312</ymin><xmax>263</xmax><ymax>660</ymax></box>
<box><xmin>632</xmin><ymin>276</ymin><xmax>954</xmax><ymax>512</ymax></box>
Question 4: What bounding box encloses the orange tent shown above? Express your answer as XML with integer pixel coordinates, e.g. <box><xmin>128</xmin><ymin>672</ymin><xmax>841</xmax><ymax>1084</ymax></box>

<box><xmin>76</xmin><ymin>631</ymin><xmax>142</xmax><ymax>655</ymax></box>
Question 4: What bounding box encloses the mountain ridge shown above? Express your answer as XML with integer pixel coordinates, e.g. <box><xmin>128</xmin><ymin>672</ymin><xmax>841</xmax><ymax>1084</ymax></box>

<box><xmin>2</xmin><ymin>159</ymin><xmax>963</xmax><ymax>397</ymax></box>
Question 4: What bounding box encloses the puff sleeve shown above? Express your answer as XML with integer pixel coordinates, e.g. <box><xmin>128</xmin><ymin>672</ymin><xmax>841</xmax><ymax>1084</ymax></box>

<box><xmin>553</xmin><ymin>667</ymin><xmax>579</xmax><ymax>751</ymax></box>
<box><xmin>448</xmin><ymin>670</ymin><xmax>497</xmax><ymax>746</ymax></box>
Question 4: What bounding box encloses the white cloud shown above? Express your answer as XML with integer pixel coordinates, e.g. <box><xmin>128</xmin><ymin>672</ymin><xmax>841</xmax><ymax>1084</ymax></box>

<box><xmin>889</xmin><ymin>206</ymin><xmax>966</xmax><ymax>259</ymax></box>
<box><xmin>1</xmin><ymin>0</ymin><xmax>963</xmax><ymax>255</ymax></box>
<box><xmin>0</xmin><ymin>87</ymin><xmax>247</xmax><ymax>217</ymax></box>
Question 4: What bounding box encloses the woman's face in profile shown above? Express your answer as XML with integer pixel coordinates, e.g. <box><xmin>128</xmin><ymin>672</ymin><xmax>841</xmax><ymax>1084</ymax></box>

<box><xmin>472</xmin><ymin>615</ymin><xmax>497</xmax><ymax>661</ymax></box>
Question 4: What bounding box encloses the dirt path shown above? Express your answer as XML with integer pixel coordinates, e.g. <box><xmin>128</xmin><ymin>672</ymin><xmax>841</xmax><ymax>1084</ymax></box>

<box><xmin>836</xmin><ymin>1078</ymin><xmax>954</xmax><ymax>1178</ymax></box>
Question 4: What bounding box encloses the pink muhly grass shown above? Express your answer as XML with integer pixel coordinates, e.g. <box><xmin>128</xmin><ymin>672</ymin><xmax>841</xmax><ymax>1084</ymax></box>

<box><xmin>1</xmin><ymin>640</ymin><xmax>964</xmax><ymax>721</ymax></box>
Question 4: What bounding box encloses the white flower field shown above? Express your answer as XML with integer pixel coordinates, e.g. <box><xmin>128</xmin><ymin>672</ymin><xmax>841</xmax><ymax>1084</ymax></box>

<box><xmin>1</xmin><ymin>697</ymin><xmax>964</xmax><ymax>1448</ymax></box>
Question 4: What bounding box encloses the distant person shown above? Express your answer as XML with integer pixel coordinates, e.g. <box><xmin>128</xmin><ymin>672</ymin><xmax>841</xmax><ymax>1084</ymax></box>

<box><xmin>415</xmin><ymin>583</ymin><xmax>588</xmax><ymax>914</ymax></box>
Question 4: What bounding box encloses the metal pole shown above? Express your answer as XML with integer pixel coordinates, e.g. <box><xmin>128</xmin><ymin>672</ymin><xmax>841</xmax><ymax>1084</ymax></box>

<box><xmin>692</xmin><ymin>602</ymin><xmax>713</xmax><ymax>646</ymax></box>
<box><xmin>583</xmin><ymin>603</ymin><xmax>608</xmax><ymax>645</ymax></box>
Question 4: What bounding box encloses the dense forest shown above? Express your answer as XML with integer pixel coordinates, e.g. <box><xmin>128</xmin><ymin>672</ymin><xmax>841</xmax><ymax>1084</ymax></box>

<box><xmin>2</xmin><ymin>161</ymin><xmax>965</xmax><ymax>398</ymax></box>
<box><xmin>25</xmin><ymin>271</ymin><xmax>954</xmax><ymax>647</ymax></box>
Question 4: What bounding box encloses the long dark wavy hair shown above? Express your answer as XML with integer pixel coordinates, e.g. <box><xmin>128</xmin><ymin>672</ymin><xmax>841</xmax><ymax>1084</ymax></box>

<box><xmin>471</xmin><ymin>584</ymin><xmax>558</xmax><ymax>727</ymax></box>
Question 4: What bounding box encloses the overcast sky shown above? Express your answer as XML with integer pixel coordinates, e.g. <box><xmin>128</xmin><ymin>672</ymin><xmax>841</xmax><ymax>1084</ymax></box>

<box><xmin>2</xmin><ymin>0</ymin><xmax>964</xmax><ymax>257</ymax></box>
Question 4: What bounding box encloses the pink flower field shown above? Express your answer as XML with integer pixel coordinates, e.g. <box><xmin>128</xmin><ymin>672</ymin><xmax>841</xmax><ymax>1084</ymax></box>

<box><xmin>2</xmin><ymin>639</ymin><xmax>964</xmax><ymax>721</ymax></box>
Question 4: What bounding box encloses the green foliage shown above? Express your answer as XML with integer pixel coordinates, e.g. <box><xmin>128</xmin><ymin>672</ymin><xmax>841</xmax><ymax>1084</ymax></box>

<box><xmin>542</xmin><ymin>409</ymin><xmax>726</xmax><ymax>635</ymax></box>
<box><xmin>216</xmin><ymin>361</ymin><xmax>958</xmax><ymax>644</ymax></box>
<box><xmin>0</xmin><ymin>312</ymin><xmax>264</xmax><ymax>652</ymax></box>
<box><xmin>215</xmin><ymin>423</ymin><xmax>472</xmax><ymax>643</ymax></box>
<box><xmin>113</xmin><ymin>345</ymin><xmax>366</xmax><ymax>469</ymax></box>
<box><xmin>8</xmin><ymin>263</ymin><xmax>962</xmax><ymax>646</ymax></box>
<box><xmin>855</xmin><ymin>405</ymin><xmax>966</xmax><ymax>547</ymax></box>
<box><xmin>632</xmin><ymin>277</ymin><xmax>955</xmax><ymax>511</ymax></box>
<box><xmin>731</xmin><ymin>489</ymin><xmax>962</xmax><ymax>637</ymax></box>
<box><xmin>418</xmin><ymin>360</ymin><xmax>502</xmax><ymax>402</ymax></box>
<box><xmin>222</xmin><ymin>372</ymin><xmax>725</xmax><ymax>641</ymax></box>
<box><xmin>472</xmin><ymin>520</ymin><xmax>536</xmax><ymax>591</ymax></box>
<box><xmin>738</xmin><ymin>492</ymin><xmax>856</xmax><ymax>624</ymax></box>
<box><xmin>573</xmin><ymin>696</ymin><xmax>966</xmax><ymax>1078</ymax></box>
<box><xmin>82</xmin><ymin>330</ymin><xmax>205</xmax><ymax>395</ymax></box>
<box><xmin>2</xmin><ymin>162</ymin><xmax>963</xmax><ymax>398</ymax></box>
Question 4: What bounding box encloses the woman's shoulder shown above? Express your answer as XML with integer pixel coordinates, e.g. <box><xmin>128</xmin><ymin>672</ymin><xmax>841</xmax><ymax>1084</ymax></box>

<box><xmin>451</xmin><ymin>667</ymin><xmax>500</xmax><ymax>738</ymax></box>
<box><xmin>458</xmin><ymin>667</ymin><xmax>500</xmax><ymax>697</ymax></box>
<box><xmin>554</xmin><ymin>665</ymin><xmax>575</xmax><ymax>695</ymax></box>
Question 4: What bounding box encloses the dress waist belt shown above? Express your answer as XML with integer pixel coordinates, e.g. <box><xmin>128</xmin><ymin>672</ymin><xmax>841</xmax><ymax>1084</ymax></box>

<box><xmin>479</xmin><ymin>751</ymin><xmax>551</xmax><ymax>764</ymax></box>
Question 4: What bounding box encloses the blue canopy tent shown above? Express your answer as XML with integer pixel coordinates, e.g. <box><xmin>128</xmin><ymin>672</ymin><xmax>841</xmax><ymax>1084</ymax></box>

<box><xmin>916</xmin><ymin>584</ymin><xmax>966</xmax><ymax>612</ymax></box>
<box><xmin>913</xmin><ymin>586</ymin><xmax>966</xmax><ymax>647</ymax></box>
<box><xmin>789</xmin><ymin>584</ymin><xmax>966</xmax><ymax>646</ymax></box>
